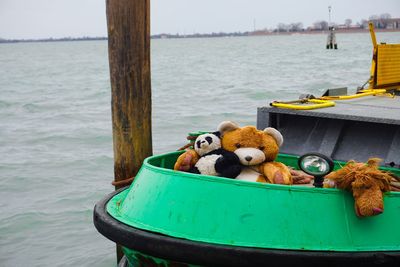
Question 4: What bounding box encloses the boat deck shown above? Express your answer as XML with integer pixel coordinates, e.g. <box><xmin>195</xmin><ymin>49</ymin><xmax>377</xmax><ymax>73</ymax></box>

<box><xmin>257</xmin><ymin>94</ymin><xmax>400</xmax><ymax>166</ymax></box>
<box><xmin>259</xmin><ymin>95</ymin><xmax>400</xmax><ymax>126</ymax></box>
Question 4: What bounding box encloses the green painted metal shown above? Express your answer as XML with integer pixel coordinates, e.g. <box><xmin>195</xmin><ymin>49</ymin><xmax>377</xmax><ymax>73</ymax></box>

<box><xmin>107</xmin><ymin>151</ymin><xmax>400</xmax><ymax>252</ymax></box>
<box><xmin>122</xmin><ymin>247</ymin><xmax>198</xmax><ymax>267</ymax></box>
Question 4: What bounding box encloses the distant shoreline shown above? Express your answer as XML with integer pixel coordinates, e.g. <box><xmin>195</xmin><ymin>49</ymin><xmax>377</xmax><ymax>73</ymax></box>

<box><xmin>1</xmin><ymin>28</ymin><xmax>399</xmax><ymax>44</ymax></box>
<box><xmin>0</xmin><ymin>37</ymin><xmax>107</xmax><ymax>44</ymax></box>
<box><xmin>250</xmin><ymin>28</ymin><xmax>400</xmax><ymax>36</ymax></box>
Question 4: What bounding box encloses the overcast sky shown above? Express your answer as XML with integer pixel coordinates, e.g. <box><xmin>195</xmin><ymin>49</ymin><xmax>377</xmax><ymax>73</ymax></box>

<box><xmin>0</xmin><ymin>0</ymin><xmax>399</xmax><ymax>39</ymax></box>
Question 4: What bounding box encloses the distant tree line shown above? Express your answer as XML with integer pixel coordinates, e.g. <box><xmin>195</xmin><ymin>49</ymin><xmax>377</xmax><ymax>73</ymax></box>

<box><xmin>151</xmin><ymin>31</ymin><xmax>250</xmax><ymax>39</ymax></box>
<box><xmin>274</xmin><ymin>13</ymin><xmax>395</xmax><ymax>32</ymax></box>
<box><xmin>367</xmin><ymin>13</ymin><xmax>395</xmax><ymax>29</ymax></box>
<box><xmin>275</xmin><ymin>22</ymin><xmax>304</xmax><ymax>32</ymax></box>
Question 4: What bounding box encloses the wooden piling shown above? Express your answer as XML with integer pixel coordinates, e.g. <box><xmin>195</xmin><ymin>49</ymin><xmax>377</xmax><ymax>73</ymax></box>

<box><xmin>106</xmin><ymin>0</ymin><xmax>152</xmax><ymax>262</ymax></box>
<box><xmin>326</xmin><ymin>27</ymin><xmax>337</xmax><ymax>49</ymax></box>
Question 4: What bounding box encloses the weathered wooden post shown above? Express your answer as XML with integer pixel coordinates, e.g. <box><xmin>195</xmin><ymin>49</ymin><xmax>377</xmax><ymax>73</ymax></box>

<box><xmin>106</xmin><ymin>0</ymin><xmax>152</xmax><ymax>262</ymax></box>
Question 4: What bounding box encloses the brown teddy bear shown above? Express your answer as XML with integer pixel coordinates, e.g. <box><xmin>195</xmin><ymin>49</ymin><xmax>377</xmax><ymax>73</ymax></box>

<box><xmin>175</xmin><ymin>121</ymin><xmax>298</xmax><ymax>185</ymax></box>
<box><xmin>218</xmin><ymin>121</ymin><xmax>292</xmax><ymax>184</ymax></box>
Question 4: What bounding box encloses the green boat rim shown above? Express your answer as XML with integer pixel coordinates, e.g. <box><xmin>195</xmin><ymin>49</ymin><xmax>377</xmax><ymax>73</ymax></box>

<box><xmin>94</xmin><ymin>187</ymin><xmax>400</xmax><ymax>267</ymax></box>
<box><xmin>141</xmin><ymin>150</ymin><xmax>400</xmax><ymax>194</ymax></box>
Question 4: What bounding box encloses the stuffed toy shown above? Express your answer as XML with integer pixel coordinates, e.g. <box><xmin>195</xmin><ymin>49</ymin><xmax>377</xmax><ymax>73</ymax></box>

<box><xmin>174</xmin><ymin>149</ymin><xmax>199</xmax><ymax>172</ymax></box>
<box><xmin>324</xmin><ymin>158</ymin><xmax>392</xmax><ymax>217</ymax></box>
<box><xmin>217</xmin><ymin>121</ymin><xmax>292</xmax><ymax>184</ymax></box>
<box><xmin>175</xmin><ymin>121</ymin><xmax>293</xmax><ymax>185</ymax></box>
<box><xmin>188</xmin><ymin>132</ymin><xmax>242</xmax><ymax>178</ymax></box>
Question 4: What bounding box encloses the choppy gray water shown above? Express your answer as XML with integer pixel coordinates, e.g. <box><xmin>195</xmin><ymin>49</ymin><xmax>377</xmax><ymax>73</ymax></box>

<box><xmin>1</xmin><ymin>32</ymin><xmax>399</xmax><ymax>266</ymax></box>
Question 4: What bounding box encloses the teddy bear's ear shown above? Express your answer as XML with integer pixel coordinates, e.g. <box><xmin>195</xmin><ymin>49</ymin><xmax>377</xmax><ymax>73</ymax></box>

<box><xmin>218</xmin><ymin>121</ymin><xmax>239</xmax><ymax>136</ymax></box>
<box><xmin>264</xmin><ymin>127</ymin><xmax>284</xmax><ymax>147</ymax></box>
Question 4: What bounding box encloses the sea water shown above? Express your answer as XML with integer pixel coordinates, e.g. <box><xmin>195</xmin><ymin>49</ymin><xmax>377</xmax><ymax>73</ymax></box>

<box><xmin>0</xmin><ymin>32</ymin><xmax>399</xmax><ymax>267</ymax></box>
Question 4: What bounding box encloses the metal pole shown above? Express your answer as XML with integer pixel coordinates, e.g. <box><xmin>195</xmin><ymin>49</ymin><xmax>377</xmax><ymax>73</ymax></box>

<box><xmin>328</xmin><ymin>6</ymin><xmax>332</xmax><ymax>26</ymax></box>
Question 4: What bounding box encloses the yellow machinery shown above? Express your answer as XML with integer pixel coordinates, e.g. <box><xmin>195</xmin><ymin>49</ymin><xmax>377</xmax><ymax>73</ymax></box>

<box><xmin>271</xmin><ymin>23</ymin><xmax>400</xmax><ymax>110</ymax></box>
<box><xmin>368</xmin><ymin>23</ymin><xmax>400</xmax><ymax>90</ymax></box>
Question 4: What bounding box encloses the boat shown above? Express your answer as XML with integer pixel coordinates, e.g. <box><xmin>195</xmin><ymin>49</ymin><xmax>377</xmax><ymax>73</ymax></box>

<box><xmin>94</xmin><ymin>151</ymin><xmax>400</xmax><ymax>267</ymax></box>
<box><xmin>94</xmin><ymin>24</ymin><xmax>400</xmax><ymax>266</ymax></box>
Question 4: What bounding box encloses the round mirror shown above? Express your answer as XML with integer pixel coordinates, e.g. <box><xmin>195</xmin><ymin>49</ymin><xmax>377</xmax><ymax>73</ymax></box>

<box><xmin>298</xmin><ymin>153</ymin><xmax>334</xmax><ymax>177</ymax></box>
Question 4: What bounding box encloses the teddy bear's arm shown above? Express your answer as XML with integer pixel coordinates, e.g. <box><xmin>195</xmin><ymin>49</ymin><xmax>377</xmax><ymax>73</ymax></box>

<box><xmin>260</xmin><ymin>162</ymin><xmax>292</xmax><ymax>185</ymax></box>
<box><xmin>174</xmin><ymin>149</ymin><xmax>200</xmax><ymax>172</ymax></box>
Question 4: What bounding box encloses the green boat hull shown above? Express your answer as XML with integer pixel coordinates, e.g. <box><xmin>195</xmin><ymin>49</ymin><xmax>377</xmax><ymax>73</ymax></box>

<box><xmin>94</xmin><ymin>151</ymin><xmax>400</xmax><ymax>266</ymax></box>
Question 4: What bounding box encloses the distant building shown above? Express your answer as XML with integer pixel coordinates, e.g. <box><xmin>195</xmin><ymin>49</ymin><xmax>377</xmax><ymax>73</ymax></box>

<box><xmin>369</xmin><ymin>18</ymin><xmax>400</xmax><ymax>29</ymax></box>
<box><xmin>336</xmin><ymin>24</ymin><xmax>361</xmax><ymax>30</ymax></box>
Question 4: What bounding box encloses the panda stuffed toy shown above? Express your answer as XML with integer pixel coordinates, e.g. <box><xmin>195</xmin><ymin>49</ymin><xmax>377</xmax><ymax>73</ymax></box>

<box><xmin>189</xmin><ymin>132</ymin><xmax>242</xmax><ymax>179</ymax></box>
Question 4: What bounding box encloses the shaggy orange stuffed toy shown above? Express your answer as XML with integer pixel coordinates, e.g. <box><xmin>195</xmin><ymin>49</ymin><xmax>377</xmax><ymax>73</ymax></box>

<box><xmin>324</xmin><ymin>158</ymin><xmax>393</xmax><ymax>217</ymax></box>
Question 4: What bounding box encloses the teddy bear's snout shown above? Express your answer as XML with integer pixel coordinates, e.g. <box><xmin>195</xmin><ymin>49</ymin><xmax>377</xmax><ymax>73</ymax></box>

<box><xmin>235</xmin><ymin>148</ymin><xmax>266</xmax><ymax>166</ymax></box>
<box><xmin>245</xmin><ymin>156</ymin><xmax>252</xmax><ymax>162</ymax></box>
